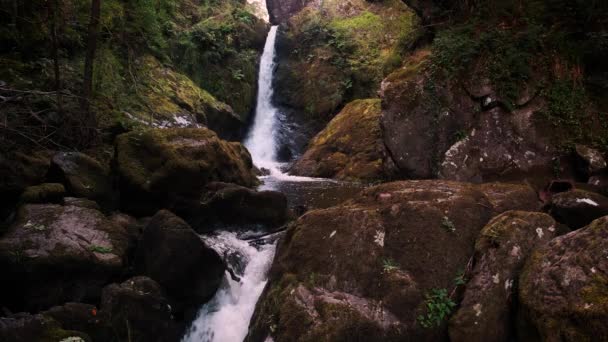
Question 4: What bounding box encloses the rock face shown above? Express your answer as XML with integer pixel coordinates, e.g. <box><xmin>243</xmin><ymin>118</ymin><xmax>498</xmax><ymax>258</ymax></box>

<box><xmin>449</xmin><ymin>211</ymin><xmax>558</xmax><ymax>342</ymax></box>
<box><xmin>47</xmin><ymin>152</ymin><xmax>115</xmax><ymax>210</ymax></box>
<box><xmin>192</xmin><ymin>182</ymin><xmax>288</xmax><ymax>229</ymax></box>
<box><xmin>100</xmin><ymin>276</ymin><xmax>177</xmax><ymax>342</ymax></box>
<box><xmin>247</xmin><ymin>180</ymin><xmax>540</xmax><ymax>341</ymax></box>
<box><xmin>291</xmin><ymin>99</ymin><xmax>397</xmax><ymax>181</ymax></box>
<box><xmin>115</xmin><ymin>128</ymin><xmax>257</xmax><ymax>216</ymax></box>
<box><xmin>0</xmin><ymin>204</ymin><xmax>128</xmax><ymax>311</ymax></box>
<box><xmin>380</xmin><ymin>50</ymin><xmax>556</xmax><ymax>183</ymax></box>
<box><xmin>519</xmin><ymin>216</ymin><xmax>608</xmax><ymax>341</ymax></box>
<box><xmin>546</xmin><ymin>189</ymin><xmax>608</xmax><ymax>229</ymax></box>
<box><xmin>266</xmin><ymin>0</ymin><xmax>315</xmax><ymax>23</ymax></box>
<box><xmin>134</xmin><ymin>210</ymin><xmax>225</xmax><ymax>319</ymax></box>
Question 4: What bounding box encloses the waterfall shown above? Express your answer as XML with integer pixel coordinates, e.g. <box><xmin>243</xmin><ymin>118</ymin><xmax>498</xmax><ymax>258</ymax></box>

<box><xmin>244</xmin><ymin>25</ymin><xmax>280</xmax><ymax>170</ymax></box>
<box><xmin>181</xmin><ymin>232</ymin><xmax>277</xmax><ymax>342</ymax></box>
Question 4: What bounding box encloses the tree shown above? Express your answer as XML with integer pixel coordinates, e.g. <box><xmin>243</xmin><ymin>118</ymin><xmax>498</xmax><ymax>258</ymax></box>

<box><xmin>81</xmin><ymin>0</ymin><xmax>101</xmax><ymax>141</ymax></box>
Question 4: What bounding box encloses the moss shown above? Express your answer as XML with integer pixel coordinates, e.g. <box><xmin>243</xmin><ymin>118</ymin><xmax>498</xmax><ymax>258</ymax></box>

<box><xmin>19</xmin><ymin>183</ymin><xmax>66</xmax><ymax>204</ymax></box>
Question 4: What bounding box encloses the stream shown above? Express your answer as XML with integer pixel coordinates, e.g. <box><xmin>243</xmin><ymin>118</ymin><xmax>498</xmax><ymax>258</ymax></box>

<box><xmin>181</xmin><ymin>25</ymin><xmax>364</xmax><ymax>342</ymax></box>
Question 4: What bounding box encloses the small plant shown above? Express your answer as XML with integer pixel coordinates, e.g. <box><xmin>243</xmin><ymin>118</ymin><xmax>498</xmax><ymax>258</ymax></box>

<box><xmin>89</xmin><ymin>245</ymin><xmax>113</xmax><ymax>254</ymax></box>
<box><xmin>442</xmin><ymin>216</ymin><xmax>456</xmax><ymax>233</ymax></box>
<box><xmin>382</xmin><ymin>258</ymin><xmax>400</xmax><ymax>273</ymax></box>
<box><xmin>417</xmin><ymin>288</ymin><xmax>456</xmax><ymax>328</ymax></box>
<box><xmin>24</xmin><ymin>220</ymin><xmax>46</xmax><ymax>231</ymax></box>
<box><xmin>454</xmin><ymin>269</ymin><xmax>467</xmax><ymax>286</ymax></box>
<box><xmin>453</xmin><ymin>130</ymin><xmax>468</xmax><ymax>142</ymax></box>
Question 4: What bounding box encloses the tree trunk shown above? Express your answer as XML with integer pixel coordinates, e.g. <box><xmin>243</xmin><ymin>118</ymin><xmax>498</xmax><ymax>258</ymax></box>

<box><xmin>81</xmin><ymin>0</ymin><xmax>101</xmax><ymax>140</ymax></box>
<box><xmin>50</xmin><ymin>0</ymin><xmax>62</xmax><ymax>113</ymax></box>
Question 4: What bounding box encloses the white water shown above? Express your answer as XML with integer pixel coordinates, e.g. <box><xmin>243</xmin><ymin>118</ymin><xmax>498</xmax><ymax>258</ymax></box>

<box><xmin>244</xmin><ymin>26</ymin><xmax>330</xmax><ymax>185</ymax></box>
<box><xmin>182</xmin><ymin>232</ymin><xmax>276</xmax><ymax>342</ymax></box>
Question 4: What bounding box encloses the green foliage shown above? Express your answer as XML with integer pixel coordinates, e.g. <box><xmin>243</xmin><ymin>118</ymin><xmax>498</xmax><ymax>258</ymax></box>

<box><xmin>382</xmin><ymin>258</ymin><xmax>400</xmax><ymax>273</ymax></box>
<box><xmin>545</xmin><ymin>80</ymin><xmax>587</xmax><ymax>127</ymax></box>
<box><xmin>417</xmin><ymin>288</ymin><xmax>456</xmax><ymax>328</ymax></box>
<box><xmin>441</xmin><ymin>216</ymin><xmax>456</xmax><ymax>233</ymax></box>
<box><xmin>454</xmin><ymin>269</ymin><xmax>467</xmax><ymax>286</ymax></box>
<box><xmin>89</xmin><ymin>245</ymin><xmax>113</xmax><ymax>254</ymax></box>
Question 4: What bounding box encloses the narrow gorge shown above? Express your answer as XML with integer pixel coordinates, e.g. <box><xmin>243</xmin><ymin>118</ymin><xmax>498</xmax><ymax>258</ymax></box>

<box><xmin>1</xmin><ymin>0</ymin><xmax>608</xmax><ymax>342</ymax></box>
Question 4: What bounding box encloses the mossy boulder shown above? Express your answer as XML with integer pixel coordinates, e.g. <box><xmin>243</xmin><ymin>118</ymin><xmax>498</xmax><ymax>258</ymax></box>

<box><xmin>19</xmin><ymin>183</ymin><xmax>66</xmax><ymax>204</ymax></box>
<box><xmin>115</xmin><ymin>127</ymin><xmax>257</xmax><ymax>216</ymax></box>
<box><xmin>100</xmin><ymin>276</ymin><xmax>178</xmax><ymax>342</ymax></box>
<box><xmin>518</xmin><ymin>216</ymin><xmax>608</xmax><ymax>341</ymax></box>
<box><xmin>0</xmin><ymin>204</ymin><xmax>129</xmax><ymax>312</ymax></box>
<box><xmin>44</xmin><ymin>302</ymin><xmax>112</xmax><ymax>342</ymax></box>
<box><xmin>0</xmin><ymin>313</ymin><xmax>90</xmax><ymax>342</ymax></box>
<box><xmin>247</xmin><ymin>180</ymin><xmax>540</xmax><ymax>341</ymax></box>
<box><xmin>546</xmin><ymin>189</ymin><xmax>608</xmax><ymax>229</ymax></box>
<box><xmin>290</xmin><ymin>99</ymin><xmax>397</xmax><ymax>181</ymax></box>
<box><xmin>449</xmin><ymin>211</ymin><xmax>558</xmax><ymax>342</ymax></box>
<box><xmin>380</xmin><ymin>49</ymin><xmax>557</xmax><ymax>182</ymax></box>
<box><xmin>134</xmin><ymin>210</ymin><xmax>225</xmax><ymax>320</ymax></box>
<box><xmin>122</xmin><ymin>56</ymin><xmax>244</xmax><ymax>139</ymax></box>
<box><xmin>47</xmin><ymin>152</ymin><xmax>115</xmax><ymax>210</ymax></box>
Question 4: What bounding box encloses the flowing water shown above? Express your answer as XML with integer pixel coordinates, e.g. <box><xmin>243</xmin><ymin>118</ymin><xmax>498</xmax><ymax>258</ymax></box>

<box><xmin>182</xmin><ymin>24</ymin><xmax>365</xmax><ymax>342</ymax></box>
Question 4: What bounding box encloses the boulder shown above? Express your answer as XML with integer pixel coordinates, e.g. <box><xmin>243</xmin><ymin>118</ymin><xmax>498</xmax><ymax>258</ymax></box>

<box><xmin>518</xmin><ymin>216</ymin><xmax>608</xmax><ymax>341</ymax></box>
<box><xmin>247</xmin><ymin>180</ymin><xmax>540</xmax><ymax>341</ymax></box>
<box><xmin>44</xmin><ymin>303</ymin><xmax>111</xmax><ymax>341</ymax></box>
<box><xmin>449</xmin><ymin>211</ymin><xmax>558</xmax><ymax>342</ymax></box>
<box><xmin>0</xmin><ymin>204</ymin><xmax>129</xmax><ymax>311</ymax></box>
<box><xmin>19</xmin><ymin>183</ymin><xmax>65</xmax><ymax>204</ymax></box>
<box><xmin>0</xmin><ymin>312</ymin><xmax>90</xmax><ymax>342</ymax></box>
<box><xmin>546</xmin><ymin>189</ymin><xmax>608</xmax><ymax>229</ymax></box>
<box><xmin>47</xmin><ymin>152</ymin><xmax>115</xmax><ymax>210</ymax></box>
<box><xmin>63</xmin><ymin>197</ymin><xmax>101</xmax><ymax>211</ymax></box>
<box><xmin>134</xmin><ymin>210</ymin><xmax>225</xmax><ymax>319</ymax></box>
<box><xmin>290</xmin><ymin>99</ymin><xmax>397</xmax><ymax>181</ymax></box>
<box><xmin>115</xmin><ymin>128</ymin><xmax>257</xmax><ymax>216</ymax></box>
<box><xmin>100</xmin><ymin>276</ymin><xmax>178</xmax><ymax>342</ymax></box>
<box><xmin>189</xmin><ymin>182</ymin><xmax>288</xmax><ymax>230</ymax></box>
<box><xmin>574</xmin><ymin>144</ymin><xmax>607</xmax><ymax>178</ymax></box>
<box><xmin>380</xmin><ymin>50</ymin><xmax>556</xmax><ymax>183</ymax></box>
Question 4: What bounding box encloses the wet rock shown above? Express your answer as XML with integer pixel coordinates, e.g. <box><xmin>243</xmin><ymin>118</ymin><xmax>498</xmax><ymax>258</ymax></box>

<box><xmin>100</xmin><ymin>276</ymin><xmax>178</xmax><ymax>342</ymax></box>
<box><xmin>19</xmin><ymin>183</ymin><xmax>65</xmax><ymax>204</ymax></box>
<box><xmin>63</xmin><ymin>197</ymin><xmax>101</xmax><ymax>211</ymax></box>
<box><xmin>0</xmin><ymin>312</ymin><xmax>90</xmax><ymax>342</ymax></box>
<box><xmin>134</xmin><ymin>210</ymin><xmax>225</xmax><ymax>319</ymax></box>
<box><xmin>115</xmin><ymin>128</ymin><xmax>257</xmax><ymax>216</ymax></box>
<box><xmin>47</xmin><ymin>152</ymin><xmax>115</xmax><ymax>210</ymax></box>
<box><xmin>518</xmin><ymin>216</ymin><xmax>608</xmax><ymax>341</ymax></box>
<box><xmin>575</xmin><ymin>144</ymin><xmax>607</xmax><ymax>178</ymax></box>
<box><xmin>191</xmin><ymin>182</ymin><xmax>288</xmax><ymax>230</ymax></box>
<box><xmin>266</xmin><ymin>0</ymin><xmax>316</xmax><ymax>23</ymax></box>
<box><xmin>247</xmin><ymin>180</ymin><xmax>540</xmax><ymax>341</ymax></box>
<box><xmin>291</xmin><ymin>99</ymin><xmax>397</xmax><ymax>181</ymax></box>
<box><xmin>546</xmin><ymin>189</ymin><xmax>608</xmax><ymax>229</ymax></box>
<box><xmin>449</xmin><ymin>211</ymin><xmax>558</xmax><ymax>342</ymax></box>
<box><xmin>0</xmin><ymin>204</ymin><xmax>129</xmax><ymax>311</ymax></box>
<box><xmin>44</xmin><ymin>302</ymin><xmax>111</xmax><ymax>341</ymax></box>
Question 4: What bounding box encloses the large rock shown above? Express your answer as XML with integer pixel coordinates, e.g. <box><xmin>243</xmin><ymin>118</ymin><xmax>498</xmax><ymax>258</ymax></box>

<box><xmin>134</xmin><ymin>210</ymin><xmax>225</xmax><ymax>319</ymax></box>
<box><xmin>291</xmin><ymin>99</ymin><xmax>397</xmax><ymax>181</ymax></box>
<box><xmin>449</xmin><ymin>211</ymin><xmax>558</xmax><ymax>342</ymax></box>
<box><xmin>266</xmin><ymin>0</ymin><xmax>315</xmax><ymax>23</ymax></box>
<box><xmin>100</xmin><ymin>276</ymin><xmax>178</xmax><ymax>341</ymax></box>
<box><xmin>191</xmin><ymin>182</ymin><xmax>288</xmax><ymax>230</ymax></box>
<box><xmin>574</xmin><ymin>144</ymin><xmax>607</xmax><ymax>178</ymax></box>
<box><xmin>44</xmin><ymin>302</ymin><xmax>111</xmax><ymax>341</ymax></box>
<box><xmin>518</xmin><ymin>216</ymin><xmax>608</xmax><ymax>341</ymax></box>
<box><xmin>0</xmin><ymin>204</ymin><xmax>128</xmax><ymax>311</ymax></box>
<box><xmin>247</xmin><ymin>180</ymin><xmax>540</xmax><ymax>341</ymax></box>
<box><xmin>18</xmin><ymin>183</ymin><xmax>65</xmax><ymax>204</ymax></box>
<box><xmin>0</xmin><ymin>313</ymin><xmax>90</xmax><ymax>342</ymax></box>
<box><xmin>546</xmin><ymin>189</ymin><xmax>608</xmax><ymax>229</ymax></box>
<box><xmin>115</xmin><ymin>128</ymin><xmax>257</xmax><ymax>216</ymax></box>
<box><xmin>47</xmin><ymin>152</ymin><xmax>115</xmax><ymax>210</ymax></box>
<box><xmin>380</xmin><ymin>50</ymin><xmax>556</xmax><ymax>183</ymax></box>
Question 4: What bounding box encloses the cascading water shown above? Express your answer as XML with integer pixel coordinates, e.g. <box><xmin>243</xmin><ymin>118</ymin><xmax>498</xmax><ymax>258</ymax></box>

<box><xmin>182</xmin><ymin>22</ymin><xmax>363</xmax><ymax>342</ymax></box>
<box><xmin>181</xmin><ymin>232</ymin><xmax>277</xmax><ymax>342</ymax></box>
